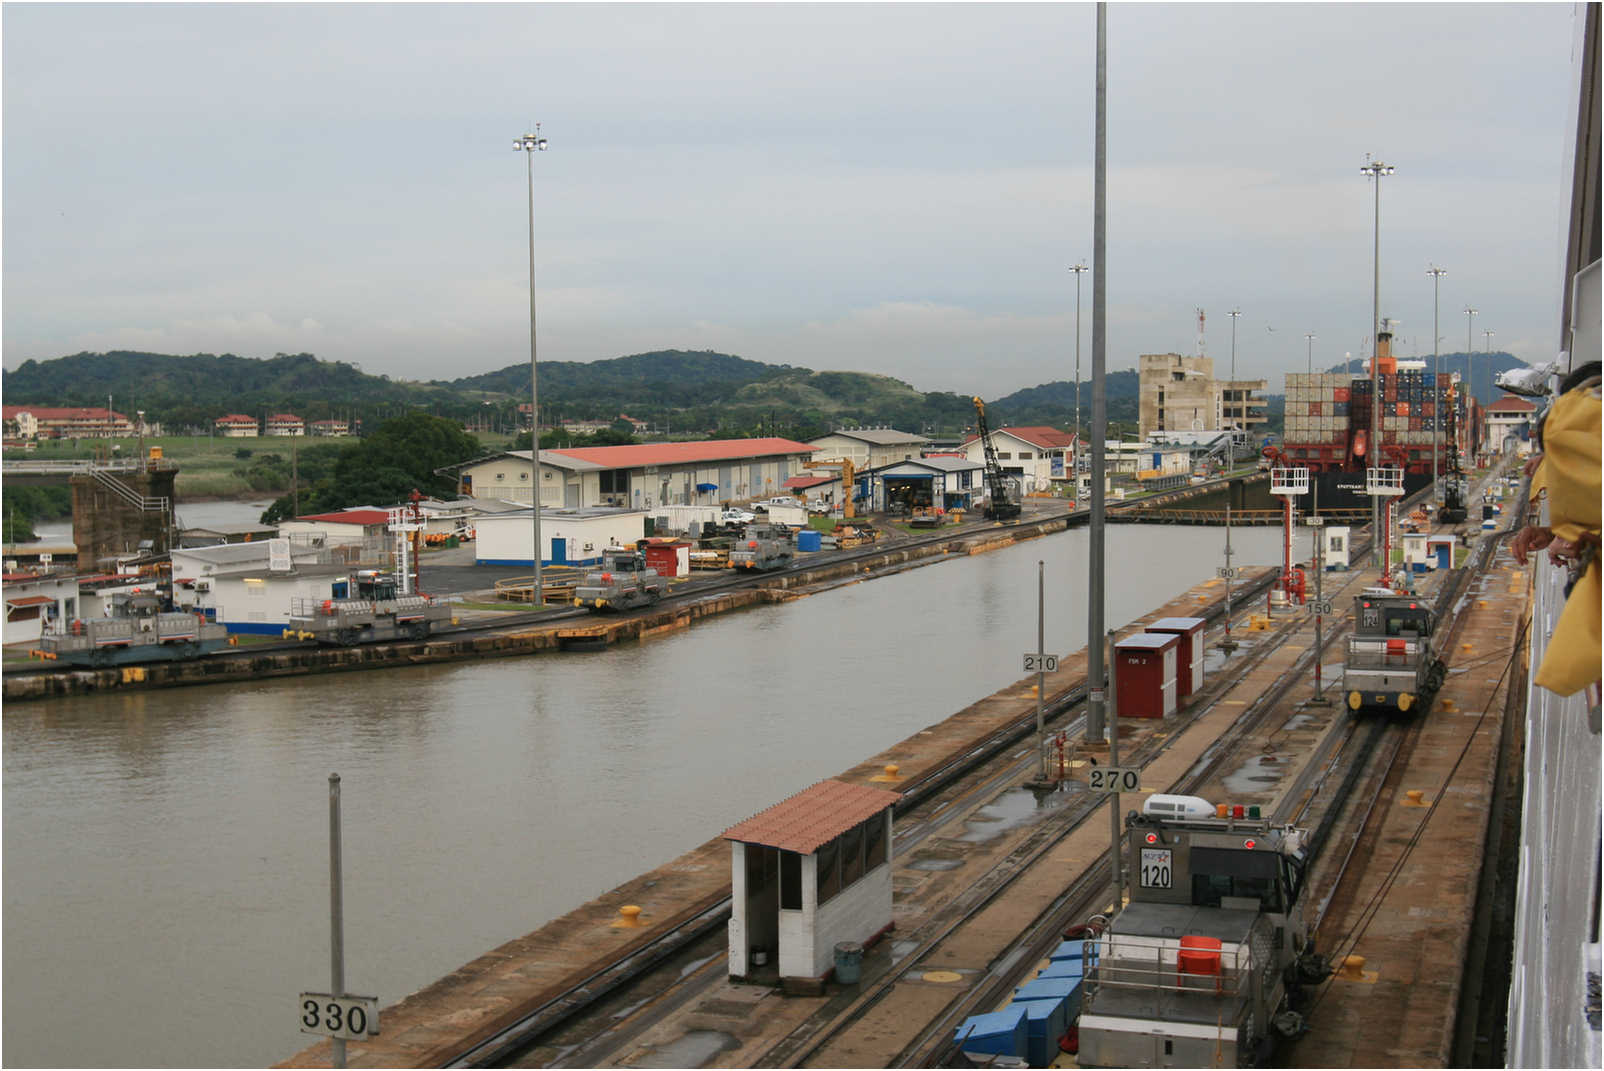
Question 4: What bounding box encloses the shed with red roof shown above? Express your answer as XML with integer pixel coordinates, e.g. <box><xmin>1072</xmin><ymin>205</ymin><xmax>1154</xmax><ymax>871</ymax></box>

<box><xmin>723</xmin><ymin>779</ymin><xmax>900</xmax><ymax>984</ymax></box>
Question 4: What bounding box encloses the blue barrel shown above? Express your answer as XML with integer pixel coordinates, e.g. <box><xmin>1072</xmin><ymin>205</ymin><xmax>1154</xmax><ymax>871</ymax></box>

<box><xmin>797</xmin><ymin>529</ymin><xmax>823</xmax><ymax>552</ymax></box>
<box><xmin>833</xmin><ymin>941</ymin><xmax>863</xmax><ymax>984</ymax></box>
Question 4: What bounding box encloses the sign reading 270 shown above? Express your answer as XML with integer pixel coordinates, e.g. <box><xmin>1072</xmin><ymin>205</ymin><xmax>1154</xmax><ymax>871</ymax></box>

<box><xmin>1086</xmin><ymin>765</ymin><xmax>1142</xmax><ymax>793</ymax></box>
<box><xmin>298</xmin><ymin>992</ymin><xmax>380</xmax><ymax>1041</ymax></box>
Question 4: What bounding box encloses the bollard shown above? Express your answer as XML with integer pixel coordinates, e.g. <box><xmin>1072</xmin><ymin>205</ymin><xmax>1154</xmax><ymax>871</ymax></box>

<box><xmin>1338</xmin><ymin>955</ymin><xmax>1369</xmax><ymax>980</ymax></box>
<box><xmin>1403</xmin><ymin>789</ymin><xmax>1428</xmax><ymax>807</ymax></box>
<box><xmin>870</xmin><ymin>764</ymin><xmax>903</xmax><ymax>783</ymax></box>
<box><xmin>612</xmin><ymin>905</ymin><xmax>644</xmax><ymax>928</ymax></box>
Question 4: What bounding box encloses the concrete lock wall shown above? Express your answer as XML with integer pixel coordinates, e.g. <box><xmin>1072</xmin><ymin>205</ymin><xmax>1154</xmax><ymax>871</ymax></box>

<box><xmin>71</xmin><ymin>469</ymin><xmax>178</xmax><ymax>571</ymax></box>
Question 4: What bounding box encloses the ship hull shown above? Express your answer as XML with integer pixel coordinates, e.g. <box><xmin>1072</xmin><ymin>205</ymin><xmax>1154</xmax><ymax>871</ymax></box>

<box><xmin>1296</xmin><ymin>469</ymin><xmax>1433</xmax><ymax>513</ymax></box>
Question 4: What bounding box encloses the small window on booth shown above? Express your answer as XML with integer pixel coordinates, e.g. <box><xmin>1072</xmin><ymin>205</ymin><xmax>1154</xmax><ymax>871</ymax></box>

<box><xmin>841</xmin><ymin>824</ymin><xmax>864</xmax><ymax>887</ymax></box>
<box><xmin>864</xmin><ymin>813</ymin><xmax>887</xmax><ymax>870</ymax></box>
<box><xmin>780</xmin><ymin>850</ymin><xmax>801</xmax><ymax>910</ymax></box>
<box><xmin>816</xmin><ymin>838</ymin><xmax>840</xmax><ymax>904</ymax></box>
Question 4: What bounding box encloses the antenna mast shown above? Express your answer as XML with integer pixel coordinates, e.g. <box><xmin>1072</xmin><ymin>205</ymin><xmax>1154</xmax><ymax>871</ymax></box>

<box><xmin>1195</xmin><ymin>308</ymin><xmax>1206</xmax><ymax>358</ymax></box>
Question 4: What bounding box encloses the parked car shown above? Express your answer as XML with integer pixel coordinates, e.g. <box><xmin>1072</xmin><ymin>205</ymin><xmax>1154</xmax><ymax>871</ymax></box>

<box><xmin>719</xmin><ymin>508</ymin><xmax>757</xmax><ymax>525</ymax></box>
<box><xmin>757</xmin><ymin>496</ymin><xmax>799</xmax><ymax>508</ymax></box>
<box><xmin>806</xmin><ymin>500</ymin><xmax>831</xmax><ymax>514</ymax></box>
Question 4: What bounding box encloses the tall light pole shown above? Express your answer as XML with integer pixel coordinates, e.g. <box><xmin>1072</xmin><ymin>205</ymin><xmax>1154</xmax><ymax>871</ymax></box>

<box><xmin>1361</xmin><ymin>155</ymin><xmax>1394</xmax><ymax>566</ymax></box>
<box><xmin>1086</xmin><ymin>2</ymin><xmax>1109</xmax><ymax>749</ymax></box>
<box><xmin>515</xmin><ymin>125</ymin><xmax>549</xmax><ymax>600</ymax></box>
<box><xmin>1428</xmin><ymin>266</ymin><xmax>1446</xmax><ymax>489</ymax></box>
<box><xmin>1070</xmin><ymin>262</ymin><xmax>1089</xmax><ymax>505</ymax></box>
<box><xmin>1223</xmin><ymin>307</ymin><xmax>1241</xmax><ymax>650</ymax></box>
<box><xmin>1304</xmin><ymin>332</ymin><xmax>1316</xmax><ymax>374</ymax></box>
<box><xmin>1463</xmin><ymin>306</ymin><xmax>1478</xmax><ymax>409</ymax></box>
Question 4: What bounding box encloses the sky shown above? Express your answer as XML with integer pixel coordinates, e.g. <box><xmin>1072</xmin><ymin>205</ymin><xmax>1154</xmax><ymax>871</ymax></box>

<box><xmin>1</xmin><ymin>3</ymin><xmax>1586</xmax><ymax>397</ymax></box>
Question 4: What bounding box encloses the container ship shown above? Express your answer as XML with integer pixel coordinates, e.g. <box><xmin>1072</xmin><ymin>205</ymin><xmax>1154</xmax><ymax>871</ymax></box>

<box><xmin>1266</xmin><ymin>331</ymin><xmax>1484</xmax><ymax>512</ymax></box>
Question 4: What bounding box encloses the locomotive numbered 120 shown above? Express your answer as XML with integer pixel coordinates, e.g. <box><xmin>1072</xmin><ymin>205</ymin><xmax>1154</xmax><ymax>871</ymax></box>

<box><xmin>1342</xmin><ymin>590</ymin><xmax>1447</xmax><ymax>715</ymax></box>
<box><xmin>1077</xmin><ymin>795</ymin><xmax>1324</xmax><ymax>1068</ymax></box>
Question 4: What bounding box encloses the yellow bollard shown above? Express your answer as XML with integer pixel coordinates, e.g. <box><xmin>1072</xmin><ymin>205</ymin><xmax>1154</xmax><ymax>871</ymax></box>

<box><xmin>1402</xmin><ymin>789</ymin><xmax>1428</xmax><ymax>807</ymax></box>
<box><xmin>612</xmin><ymin>905</ymin><xmax>644</xmax><ymax>928</ymax></box>
<box><xmin>870</xmin><ymin>764</ymin><xmax>903</xmax><ymax>783</ymax></box>
<box><xmin>1440</xmin><ymin>698</ymin><xmax>1457</xmax><ymax>712</ymax></box>
<box><xmin>1337</xmin><ymin>954</ymin><xmax>1377</xmax><ymax>982</ymax></box>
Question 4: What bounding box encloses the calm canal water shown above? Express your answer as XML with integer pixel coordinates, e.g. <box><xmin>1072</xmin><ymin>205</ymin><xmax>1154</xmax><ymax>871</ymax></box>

<box><xmin>3</xmin><ymin>523</ymin><xmax>1291</xmax><ymax>1067</ymax></box>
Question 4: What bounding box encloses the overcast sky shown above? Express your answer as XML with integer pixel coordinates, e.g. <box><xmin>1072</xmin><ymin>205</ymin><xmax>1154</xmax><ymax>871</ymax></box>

<box><xmin>2</xmin><ymin>3</ymin><xmax>1584</xmax><ymax>396</ymax></box>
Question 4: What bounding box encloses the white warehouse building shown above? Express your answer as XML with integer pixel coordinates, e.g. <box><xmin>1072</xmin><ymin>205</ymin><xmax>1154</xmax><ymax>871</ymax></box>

<box><xmin>474</xmin><ymin>507</ymin><xmax>652</xmax><ymax>568</ymax></box>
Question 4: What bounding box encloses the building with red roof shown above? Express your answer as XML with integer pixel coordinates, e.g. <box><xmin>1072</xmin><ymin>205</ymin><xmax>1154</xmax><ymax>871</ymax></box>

<box><xmin>214</xmin><ymin>413</ymin><xmax>259</xmax><ymax>438</ymax></box>
<box><xmin>723</xmin><ymin>779</ymin><xmax>901</xmax><ymax>982</ymax></box>
<box><xmin>960</xmin><ymin>425</ymin><xmax>1080</xmax><ymax>493</ymax></box>
<box><xmin>264</xmin><ymin>413</ymin><xmax>305</xmax><ymax>437</ymax></box>
<box><xmin>3</xmin><ymin>405</ymin><xmax>133</xmax><ymax>440</ymax></box>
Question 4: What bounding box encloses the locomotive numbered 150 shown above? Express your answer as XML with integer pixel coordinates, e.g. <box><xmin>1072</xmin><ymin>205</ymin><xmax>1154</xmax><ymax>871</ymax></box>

<box><xmin>1342</xmin><ymin>590</ymin><xmax>1447</xmax><ymax>715</ymax></box>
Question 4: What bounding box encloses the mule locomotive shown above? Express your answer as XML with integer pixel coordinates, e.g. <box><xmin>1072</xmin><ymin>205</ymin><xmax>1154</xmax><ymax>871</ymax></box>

<box><xmin>284</xmin><ymin>570</ymin><xmax>454</xmax><ymax>645</ymax></box>
<box><xmin>728</xmin><ymin>523</ymin><xmax>795</xmax><ymax>571</ymax></box>
<box><xmin>1077</xmin><ymin>795</ymin><xmax>1322</xmax><ymax>1068</ymax></box>
<box><xmin>573</xmin><ymin>547</ymin><xmax>667</xmax><ymax>611</ymax></box>
<box><xmin>1342</xmin><ymin>590</ymin><xmax>1447</xmax><ymax>715</ymax></box>
<box><xmin>40</xmin><ymin>591</ymin><xmax>231</xmax><ymax>667</ymax></box>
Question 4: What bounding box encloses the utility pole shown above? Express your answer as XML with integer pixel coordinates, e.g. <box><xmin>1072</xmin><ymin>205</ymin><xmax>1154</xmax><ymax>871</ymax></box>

<box><xmin>1071</xmin><ymin>262</ymin><xmax>1089</xmax><ymax>507</ymax></box>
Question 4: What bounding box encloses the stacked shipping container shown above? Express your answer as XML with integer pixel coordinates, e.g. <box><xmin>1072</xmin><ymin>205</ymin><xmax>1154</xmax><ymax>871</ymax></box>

<box><xmin>1280</xmin><ymin>369</ymin><xmax>1468</xmax><ymax>473</ymax></box>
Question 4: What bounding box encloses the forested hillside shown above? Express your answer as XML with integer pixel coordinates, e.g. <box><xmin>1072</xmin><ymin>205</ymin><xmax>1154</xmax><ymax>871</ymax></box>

<box><xmin>4</xmin><ymin>347</ymin><xmax>1528</xmax><ymax>442</ymax></box>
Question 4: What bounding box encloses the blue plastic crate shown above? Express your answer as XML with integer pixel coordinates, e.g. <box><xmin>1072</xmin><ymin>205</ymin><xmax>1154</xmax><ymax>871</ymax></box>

<box><xmin>1037</xmin><ymin>958</ymin><xmax>1084</xmax><ymax>980</ymax></box>
<box><xmin>953</xmin><ymin>1005</ymin><xmax>1028</xmax><ymax>1058</ymax></box>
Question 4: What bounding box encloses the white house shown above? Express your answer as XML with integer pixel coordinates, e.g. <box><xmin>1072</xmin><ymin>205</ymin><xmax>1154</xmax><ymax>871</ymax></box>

<box><xmin>3</xmin><ymin>571</ymin><xmax>81</xmax><ymax>646</ymax></box>
<box><xmin>264</xmin><ymin>413</ymin><xmax>306</xmax><ymax>437</ymax></box>
<box><xmin>962</xmin><ymin>426</ymin><xmax>1079</xmax><ymax>493</ymax></box>
<box><xmin>170</xmin><ymin>540</ymin><xmax>340</xmax><ymax>635</ymax></box>
<box><xmin>807</xmin><ymin>428</ymin><xmax>929</xmax><ymax>472</ymax></box>
<box><xmin>1484</xmin><ymin>395</ymin><xmax>1538</xmax><ymax>456</ymax></box>
<box><xmin>276</xmin><ymin>508</ymin><xmax>392</xmax><ymax>558</ymax></box>
<box><xmin>214</xmin><ymin>414</ymin><xmax>259</xmax><ymax>437</ymax></box>
<box><xmin>474</xmin><ymin>507</ymin><xmax>651</xmax><ymax>567</ymax></box>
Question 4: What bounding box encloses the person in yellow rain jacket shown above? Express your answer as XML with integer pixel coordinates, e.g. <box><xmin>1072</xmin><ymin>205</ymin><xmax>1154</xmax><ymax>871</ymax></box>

<box><xmin>1511</xmin><ymin>363</ymin><xmax>1601</xmax><ymax>697</ymax></box>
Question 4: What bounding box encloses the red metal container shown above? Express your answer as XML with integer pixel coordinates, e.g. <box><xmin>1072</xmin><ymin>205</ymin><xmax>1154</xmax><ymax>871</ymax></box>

<box><xmin>1115</xmin><ymin>633</ymin><xmax>1180</xmax><ymax>719</ymax></box>
<box><xmin>1145</xmin><ymin>617</ymin><xmax>1206</xmax><ymax>700</ymax></box>
<box><xmin>642</xmin><ymin>539</ymin><xmax>692</xmax><ymax>579</ymax></box>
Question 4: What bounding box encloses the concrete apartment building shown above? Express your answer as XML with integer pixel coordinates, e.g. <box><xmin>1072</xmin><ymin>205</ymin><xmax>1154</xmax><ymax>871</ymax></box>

<box><xmin>1138</xmin><ymin>353</ymin><xmax>1268</xmax><ymax>441</ymax></box>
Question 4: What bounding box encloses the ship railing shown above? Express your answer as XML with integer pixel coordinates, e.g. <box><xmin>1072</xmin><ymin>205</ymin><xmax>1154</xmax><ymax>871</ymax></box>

<box><xmin>1085</xmin><ymin>937</ymin><xmax>1252</xmax><ymax>1001</ymax></box>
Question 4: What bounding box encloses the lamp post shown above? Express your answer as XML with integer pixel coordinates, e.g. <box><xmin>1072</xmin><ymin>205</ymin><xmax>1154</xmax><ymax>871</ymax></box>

<box><xmin>1222</xmin><ymin>307</ymin><xmax>1241</xmax><ymax>650</ymax></box>
<box><xmin>1463</xmin><ymin>305</ymin><xmax>1477</xmax><ymax>409</ymax></box>
<box><xmin>1428</xmin><ymin>266</ymin><xmax>1446</xmax><ymax>489</ymax></box>
<box><xmin>1360</xmin><ymin>155</ymin><xmax>1394</xmax><ymax>567</ymax></box>
<box><xmin>1071</xmin><ymin>262</ymin><xmax>1089</xmax><ymax>506</ymax></box>
<box><xmin>515</xmin><ymin>125</ymin><xmax>549</xmax><ymax>600</ymax></box>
